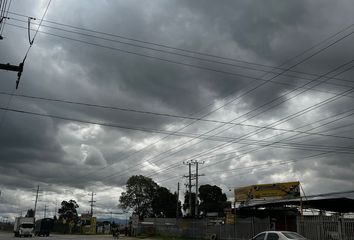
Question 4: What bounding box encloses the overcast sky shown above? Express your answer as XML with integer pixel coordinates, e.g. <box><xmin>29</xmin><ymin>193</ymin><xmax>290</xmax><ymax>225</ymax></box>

<box><xmin>1</xmin><ymin>0</ymin><xmax>354</xmax><ymax>221</ymax></box>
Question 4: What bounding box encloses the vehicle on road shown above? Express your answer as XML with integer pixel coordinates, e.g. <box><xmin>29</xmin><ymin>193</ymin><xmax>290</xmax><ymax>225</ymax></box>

<box><xmin>34</xmin><ymin>218</ymin><xmax>54</xmax><ymax>237</ymax></box>
<box><xmin>250</xmin><ymin>231</ymin><xmax>307</xmax><ymax>240</ymax></box>
<box><xmin>14</xmin><ymin>217</ymin><xmax>34</xmax><ymax>237</ymax></box>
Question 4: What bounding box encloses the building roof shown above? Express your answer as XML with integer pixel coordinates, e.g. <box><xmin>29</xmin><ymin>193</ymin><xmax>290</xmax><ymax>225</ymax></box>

<box><xmin>240</xmin><ymin>194</ymin><xmax>354</xmax><ymax>213</ymax></box>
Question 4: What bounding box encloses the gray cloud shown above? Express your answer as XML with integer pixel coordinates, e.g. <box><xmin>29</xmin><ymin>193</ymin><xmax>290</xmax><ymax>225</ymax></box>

<box><xmin>1</xmin><ymin>0</ymin><xmax>354</xmax><ymax>220</ymax></box>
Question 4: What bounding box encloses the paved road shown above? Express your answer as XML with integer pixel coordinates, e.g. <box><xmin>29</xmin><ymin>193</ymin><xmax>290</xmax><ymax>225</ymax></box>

<box><xmin>0</xmin><ymin>232</ymin><xmax>145</xmax><ymax>240</ymax></box>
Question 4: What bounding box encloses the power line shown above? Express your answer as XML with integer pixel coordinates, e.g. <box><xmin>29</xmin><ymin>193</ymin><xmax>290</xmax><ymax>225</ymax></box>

<box><xmin>6</xmin><ymin>21</ymin><xmax>354</xmax><ymax>92</ymax></box>
<box><xmin>5</xmin><ymin>15</ymin><xmax>354</xmax><ymax>183</ymax></box>
<box><xmin>126</xmin><ymin>79</ymin><xmax>354</xmax><ymax>183</ymax></box>
<box><xmin>101</xmin><ymin>104</ymin><xmax>354</xmax><ymax>185</ymax></box>
<box><xmin>0</xmin><ymin>0</ymin><xmax>8</xmax><ymax>33</ymax></box>
<box><xmin>0</xmin><ymin>1</ymin><xmax>51</xmax><ymax>134</ymax></box>
<box><xmin>190</xmin><ymin>86</ymin><xmax>354</xmax><ymax>170</ymax></box>
<box><xmin>6</xmin><ymin>10</ymin><xmax>354</xmax><ymax>80</ymax></box>
<box><xmin>6</xmin><ymin>16</ymin><xmax>354</xmax><ymax>89</ymax></box>
<box><xmin>182</xmin><ymin>63</ymin><xmax>354</xmax><ymax>162</ymax></box>
<box><xmin>187</xmin><ymin>102</ymin><xmax>354</xmax><ymax>179</ymax></box>
<box><xmin>0</xmin><ymin>91</ymin><xmax>353</xmax><ymax>141</ymax></box>
<box><xmin>0</xmin><ymin>0</ymin><xmax>11</xmax><ymax>36</ymax></box>
<box><xmin>94</xmin><ymin>60</ymin><xmax>354</xmax><ymax>183</ymax></box>
<box><xmin>2</xmin><ymin>105</ymin><xmax>353</xmax><ymax>155</ymax></box>
<box><xmin>157</xmin><ymin>140</ymin><xmax>354</xmax><ymax>185</ymax></box>
<box><xmin>92</xmin><ymin>72</ymin><xmax>354</xmax><ymax>185</ymax></box>
<box><xmin>149</xmin><ymin>115</ymin><xmax>354</xmax><ymax>182</ymax></box>
<box><xmin>4</xmin><ymin>14</ymin><xmax>352</xmax><ymax>188</ymax></box>
<box><xmin>115</xmin><ymin>64</ymin><xmax>354</xmax><ymax>181</ymax></box>
<box><xmin>16</xmin><ymin>0</ymin><xmax>51</xmax><ymax>89</ymax></box>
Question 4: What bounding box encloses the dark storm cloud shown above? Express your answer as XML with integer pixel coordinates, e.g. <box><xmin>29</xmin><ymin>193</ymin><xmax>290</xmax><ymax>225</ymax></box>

<box><xmin>1</xmin><ymin>0</ymin><xmax>354</xmax><ymax>219</ymax></box>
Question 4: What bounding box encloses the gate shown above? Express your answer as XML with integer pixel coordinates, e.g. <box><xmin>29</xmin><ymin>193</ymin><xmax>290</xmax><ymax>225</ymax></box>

<box><xmin>297</xmin><ymin>215</ymin><xmax>354</xmax><ymax>240</ymax></box>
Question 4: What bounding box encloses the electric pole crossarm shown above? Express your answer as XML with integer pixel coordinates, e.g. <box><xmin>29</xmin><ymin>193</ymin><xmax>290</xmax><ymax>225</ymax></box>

<box><xmin>0</xmin><ymin>62</ymin><xmax>24</xmax><ymax>89</ymax></box>
<box><xmin>0</xmin><ymin>63</ymin><xmax>22</xmax><ymax>72</ymax></box>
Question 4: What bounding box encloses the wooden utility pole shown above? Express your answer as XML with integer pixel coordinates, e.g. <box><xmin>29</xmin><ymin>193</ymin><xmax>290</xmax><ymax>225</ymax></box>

<box><xmin>188</xmin><ymin>162</ymin><xmax>192</xmax><ymax>215</ymax></box>
<box><xmin>183</xmin><ymin>161</ymin><xmax>194</xmax><ymax>216</ymax></box>
<box><xmin>176</xmin><ymin>182</ymin><xmax>180</xmax><ymax>219</ymax></box>
<box><xmin>88</xmin><ymin>192</ymin><xmax>96</xmax><ymax>217</ymax></box>
<box><xmin>34</xmin><ymin>185</ymin><xmax>40</xmax><ymax>219</ymax></box>
<box><xmin>193</xmin><ymin>160</ymin><xmax>204</xmax><ymax>217</ymax></box>
<box><xmin>44</xmin><ymin>204</ymin><xmax>48</xmax><ymax>218</ymax></box>
<box><xmin>183</xmin><ymin>160</ymin><xmax>204</xmax><ymax>217</ymax></box>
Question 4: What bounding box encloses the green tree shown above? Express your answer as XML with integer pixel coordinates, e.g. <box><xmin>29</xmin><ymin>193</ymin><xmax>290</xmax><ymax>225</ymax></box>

<box><xmin>198</xmin><ymin>184</ymin><xmax>230</xmax><ymax>216</ymax></box>
<box><xmin>119</xmin><ymin>175</ymin><xmax>159</xmax><ymax>219</ymax></box>
<box><xmin>152</xmin><ymin>187</ymin><xmax>181</xmax><ymax>218</ymax></box>
<box><xmin>58</xmin><ymin>200</ymin><xmax>79</xmax><ymax>224</ymax></box>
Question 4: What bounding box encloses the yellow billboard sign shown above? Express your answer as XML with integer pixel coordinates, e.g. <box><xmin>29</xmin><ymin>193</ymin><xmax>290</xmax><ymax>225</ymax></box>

<box><xmin>234</xmin><ymin>186</ymin><xmax>253</xmax><ymax>202</ymax></box>
<box><xmin>235</xmin><ymin>181</ymin><xmax>300</xmax><ymax>202</ymax></box>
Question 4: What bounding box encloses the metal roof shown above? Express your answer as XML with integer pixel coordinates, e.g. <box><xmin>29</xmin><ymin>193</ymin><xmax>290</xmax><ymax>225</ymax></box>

<box><xmin>240</xmin><ymin>194</ymin><xmax>354</xmax><ymax>213</ymax></box>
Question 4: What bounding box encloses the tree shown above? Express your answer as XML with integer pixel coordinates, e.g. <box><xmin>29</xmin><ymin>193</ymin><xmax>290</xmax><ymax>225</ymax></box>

<box><xmin>58</xmin><ymin>200</ymin><xmax>79</xmax><ymax>224</ymax></box>
<box><xmin>198</xmin><ymin>184</ymin><xmax>230</xmax><ymax>216</ymax></box>
<box><xmin>152</xmin><ymin>186</ymin><xmax>181</xmax><ymax>218</ymax></box>
<box><xmin>119</xmin><ymin>175</ymin><xmax>159</xmax><ymax>219</ymax></box>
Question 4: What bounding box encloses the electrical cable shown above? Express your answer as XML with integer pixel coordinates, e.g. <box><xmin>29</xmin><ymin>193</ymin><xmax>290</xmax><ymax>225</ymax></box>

<box><xmin>106</xmin><ymin>62</ymin><xmax>354</xmax><ymax>181</ymax></box>
<box><xmin>4</xmin><ymin>9</ymin><xmax>352</xmax><ymax>188</ymax></box>
<box><xmin>0</xmin><ymin>91</ymin><xmax>353</xmax><ymax>141</ymax></box>
<box><xmin>7</xmin><ymin>10</ymin><xmax>354</xmax><ymax>80</ymax></box>
<box><xmin>116</xmin><ymin>78</ymin><xmax>354</xmax><ymax>183</ymax></box>
<box><xmin>2</xmin><ymin>105</ymin><xmax>353</xmax><ymax>154</ymax></box>
<box><xmin>85</xmin><ymin>33</ymin><xmax>354</xmax><ymax>183</ymax></box>
<box><xmin>7</xmin><ymin>21</ymin><xmax>354</xmax><ymax>92</ymax></box>
<box><xmin>0</xmin><ymin>0</ymin><xmax>7</xmax><ymax>31</ymax></box>
<box><xmin>6</xmin><ymin>22</ymin><xmax>354</xmax><ymax>186</ymax></box>
<box><xmin>156</xmin><ymin>117</ymin><xmax>354</xmax><ymax>181</ymax></box>
<box><xmin>16</xmin><ymin>0</ymin><xmax>51</xmax><ymax>89</ymax></box>
<box><xmin>5</xmin><ymin>20</ymin><xmax>354</xmax><ymax>177</ymax></box>
<box><xmin>156</xmin><ymin>105</ymin><xmax>354</xmax><ymax>182</ymax></box>
<box><xmin>7</xmin><ymin>16</ymin><xmax>354</xmax><ymax>89</ymax></box>
<box><xmin>158</xmin><ymin>141</ymin><xmax>354</xmax><ymax>185</ymax></box>
<box><xmin>159</xmin><ymin>61</ymin><xmax>354</xmax><ymax>165</ymax></box>
<box><xmin>0</xmin><ymin>0</ymin><xmax>11</xmax><ymax>35</ymax></box>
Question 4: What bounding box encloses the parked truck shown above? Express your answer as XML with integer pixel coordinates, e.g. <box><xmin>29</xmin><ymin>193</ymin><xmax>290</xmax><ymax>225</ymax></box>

<box><xmin>14</xmin><ymin>217</ymin><xmax>34</xmax><ymax>237</ymax></box>
<box><xmin>34</xmin><ymin>218</ymin><xmax>54</xmax><ymax>236</ymax></box>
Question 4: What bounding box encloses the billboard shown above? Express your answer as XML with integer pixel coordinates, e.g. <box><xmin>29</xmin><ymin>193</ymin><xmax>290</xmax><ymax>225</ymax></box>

<box><xmin>234</xmin><ymin>186</ymin><xmax>253</xmax><ymax>202</ymax></box>
<box><xmin>235</xmin><ymin>181</ymin><xmax>300</xmax><ymax>202</ymax></box>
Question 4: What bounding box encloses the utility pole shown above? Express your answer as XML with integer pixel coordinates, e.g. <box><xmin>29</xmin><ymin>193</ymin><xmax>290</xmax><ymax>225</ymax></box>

<box><xmin>193</xmin><ymin>160</ymin><xmax>204</xmax><ymax>217</ymax></box>
<box><xmin>183</xmin><ymin>161</ymin><xmax>194</xmax><ymax>217</ymax></box>
<box><xmin>88</xmin><ymin>192</ymin><xmax>96</xmax><ymax>217</ymax></box>
<box><xmin>54</xmin><ymin>200</ymin><xmax>58</xmax><ymax>218</ymax></box>
<box><xmin>34</xmin><ymin>185</ymin><xmax>40</xmax><ymax>219</ymax></box>
<box><xmin>44</xmin><ymin>204</ymin><xmax>47</xmax><ymax>218</ymax></box>
<box><xmin>188</xmin><ymin>162</ymin><xmax>192</xmax><ymax>215</ymax></box>
<box><xmin>183</xmin><ymin>161</ymin><xmax>204</xmax><ymax>217</ymax></box>
<box><xmin>176</xmin><ymin>182</ymin><xmax>180</xmax><ymax>219</ymax></box>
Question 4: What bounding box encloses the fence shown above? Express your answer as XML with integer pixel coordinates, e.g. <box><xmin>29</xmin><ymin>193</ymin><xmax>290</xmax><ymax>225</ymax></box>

<box><xmin>141</xmin><ymin>217</ymin><xmax>270</xmax><ymax>240</ymax></box>
<box><xmin>138</xmin><ymin>216</ymin><xmax>354</xmax><ymax>240</ymax></box>
<box><xmin>297</xmin><ymin>215</ymin><xmax>354</xmax><ymax>240</ymax></box>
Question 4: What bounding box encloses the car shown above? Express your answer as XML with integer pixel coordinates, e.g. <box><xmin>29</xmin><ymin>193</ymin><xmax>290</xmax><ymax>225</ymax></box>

<box><xmin>250</xmin><ymin>231</ymin><xmax>308</xmax><ymax>240</ymax></box>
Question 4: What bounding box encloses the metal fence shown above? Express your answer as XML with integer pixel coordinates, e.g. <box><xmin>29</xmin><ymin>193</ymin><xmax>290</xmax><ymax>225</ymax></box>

<box><xmin>140</xmin><ymin>217</ymin><xmax>270</xmax><ymax>240</ymax></box>
<box><xmin>137</xmin><ymin>216</ymin><xmax>354</xmax><ymax>240</ymax></box>
<box><xmin>297</xmin><ymin>215</ymin><xmax>354</xmax><ymax>240</ymax></box>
